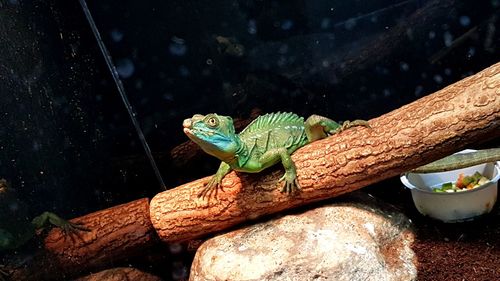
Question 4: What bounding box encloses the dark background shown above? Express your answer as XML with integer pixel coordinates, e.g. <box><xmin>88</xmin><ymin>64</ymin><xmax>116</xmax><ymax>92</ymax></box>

<box><xmin>0</xmin><ymin>0</ymin><xmax>498</xmax><ymax>279</ymax></box>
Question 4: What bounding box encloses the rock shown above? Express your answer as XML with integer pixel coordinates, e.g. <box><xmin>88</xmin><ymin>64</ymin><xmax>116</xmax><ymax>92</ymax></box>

<box><xmin>74</xmin><ymin>267</ymin><xmax>163</xmax><ymax>281</ymax></box>
<box><xmin>190</xmin><ymin>191</ymin><xmax>416</xmax><ymax>281</ymax></box>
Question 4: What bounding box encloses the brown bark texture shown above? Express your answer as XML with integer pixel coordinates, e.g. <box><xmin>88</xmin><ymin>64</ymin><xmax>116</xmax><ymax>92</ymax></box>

<box><xmin>7</xmin><ymin>198</ymin><xmax>158</xmax><ymax>281</ymax></box>
<box><xmin>150</xmin><ymin>62</ymin><xmax>500</xmax><ymax>243</ymax></box>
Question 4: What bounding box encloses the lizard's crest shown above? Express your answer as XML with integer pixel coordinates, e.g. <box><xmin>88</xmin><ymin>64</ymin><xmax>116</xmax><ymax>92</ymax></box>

<box><xmin>240</xmin><ymin>112</ymin><xmax>304</xmax><ymax>137</ymax></box>
<box><xmin>183</xmin><ymin>113</ymin><xmax>240</xmax><ymax>162</ymax></box>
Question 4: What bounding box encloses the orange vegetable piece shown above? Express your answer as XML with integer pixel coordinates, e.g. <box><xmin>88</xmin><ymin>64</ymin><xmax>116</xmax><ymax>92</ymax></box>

<box><xmin>456</xmin><ymin>173</ymin><xmax>465</xmax><ymax>189</ymax></box>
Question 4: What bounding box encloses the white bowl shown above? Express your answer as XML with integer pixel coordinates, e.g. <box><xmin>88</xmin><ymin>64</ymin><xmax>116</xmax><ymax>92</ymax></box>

<box><xmin>400</xmin><ymin>150</ymin><xmax>500</xmax><ymax>223</ymax></box>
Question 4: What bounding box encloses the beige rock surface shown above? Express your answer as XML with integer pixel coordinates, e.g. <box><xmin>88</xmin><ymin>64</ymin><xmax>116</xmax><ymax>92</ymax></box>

<box><xmin>190</xmin><ymin>192</ymin><xmax>416</xmax><ymax>281</ymax></box>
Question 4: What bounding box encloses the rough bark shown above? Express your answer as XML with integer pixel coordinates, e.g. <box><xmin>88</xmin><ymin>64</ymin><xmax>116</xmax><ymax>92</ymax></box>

<box><xmin>150</xmin><ymin>62</ymin><xmax>500</xmax><ymax>243</ymax></box>
<box><xmin>6</xmin><ymin>198</ymin><xmax>158</xmax><ymax>281</ymax></box>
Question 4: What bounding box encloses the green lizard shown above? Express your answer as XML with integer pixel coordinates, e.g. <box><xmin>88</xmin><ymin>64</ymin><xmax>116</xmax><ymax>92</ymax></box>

<box><xmin>183</xmin><ymin>112</ymin><xmax>369</xmax><ymax>198</ymax></box>
<box><xmin>0</xmin><ymin>179</ymin><xmax>89</xmax><ymax>280</ymax></box>
<box><xmin>0</xmin><ymin>179</ymin><xmax>88</xmax><ymax>252</ymax></box>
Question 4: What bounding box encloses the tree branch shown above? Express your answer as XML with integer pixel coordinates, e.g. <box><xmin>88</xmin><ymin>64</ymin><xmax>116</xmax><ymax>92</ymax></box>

<box><xmin>150</xmin><ymin>62</ymin><xmax>500</xmax><ymax>243</ymax></box>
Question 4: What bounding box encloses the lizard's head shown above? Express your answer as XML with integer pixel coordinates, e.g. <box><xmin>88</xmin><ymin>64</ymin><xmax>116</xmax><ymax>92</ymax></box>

<box><xmin>183</xmin><ymin>113</ymin><xmax>239</xmax><ymax>162</ymax></box>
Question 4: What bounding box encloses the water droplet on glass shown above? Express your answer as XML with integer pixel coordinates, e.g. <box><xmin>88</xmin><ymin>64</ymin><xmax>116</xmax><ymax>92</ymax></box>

<box><xmin>443</xmin><ymin>31</ymin><xmax>453</xmax><ymax>47</ymax></box>
<box><xmin>116</xmin><ymin>58</ymin><xmax>135</xmax><ymax>78</ymax></box>
<box><xmin>459</xmin><ymin>16</ymin><xmax>471</xmax><ymax>27</ymax></box>
<box><xmin>321</xmin><ymin>18</ymin><xmax>331</xmax><ymax>29</ymax></box>
<box><xmin>433</xmin><ymin>74</ymin><xmax>443</xmax><ymax>84</ymax></box>
<box><xmin>466</xmin><ymin>47</ymin><xmax>475</xmax><ymax>59</ymax></box>
<box><xmin>281</xmin><ymin>19</ymin><xmax>294</xmax><ymax>30</ymax></box>
<box><xmin>399</xmin><ymin>62</ymin><xmax>409</xmax><ymax>72</ymax></box>
<box><xmin>414</xmin><ymin>85</ymin><xmax>424</xmax><ymax>97</ymax></box>
<box><xmin>383</xmin><ymin>89</ymin><xmax>391</xmax><ymax>97</ymax></box>
<box><xmin>110</xmin><ymin>29</ymin><xmax>124</xmax><ymax>42</ymax></box>
<box><xmin>248</xmin><ymin>19</ymin><xmax>257</xmax><ymax>34</ymax></box>
<box><xmin>32</xmin><ymin>141</ymin><xmax>40</xmax><ymax>151</ymax></box>
<box><xmin>169</xmin><ymin>40</ymin><xmax>187</xmax><ymax>56</ymax></box>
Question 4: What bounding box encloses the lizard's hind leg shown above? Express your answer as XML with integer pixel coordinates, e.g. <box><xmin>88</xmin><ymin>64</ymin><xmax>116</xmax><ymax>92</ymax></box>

<box><xmin>305</xmin><ymin>115</ymin><xmax>341</xmax><ymax>142</ymax></box>
<box><xmin>305</xmin><ymin>115</ymin><xmax>370</xmax><ymax>142</ymax></box>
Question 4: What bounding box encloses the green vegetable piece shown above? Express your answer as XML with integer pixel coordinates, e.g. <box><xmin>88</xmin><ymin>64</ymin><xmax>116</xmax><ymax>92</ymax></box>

<box><xmin>441</xmin><ymin>182</ymin><xmax>453</xmax><ymax>190</ymax></box>
<box><xmin>472</xmin><ymin>171</ymin><xmax>483</xmax><ymax>181</ymax></box>
<box><xmin>461</xmin><ymin>176</ymin><xmax>475</xmax><ymax>187</ymax></box>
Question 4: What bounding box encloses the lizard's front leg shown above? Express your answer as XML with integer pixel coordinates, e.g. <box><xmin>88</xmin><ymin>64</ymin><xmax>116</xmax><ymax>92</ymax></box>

<box><xmin>31</xmin><ymin>212</ymin><xmax>89</xmax><ymax>237</ymax></box>
<box><xmin>199</xmin><ymin>162</ymin><xmax>232</xmax><ymax>199</ymax></box>
<box><xmin>259</xmin><ymin>148</ymin><xmax>300</xmax><ymax>194</ymax></box>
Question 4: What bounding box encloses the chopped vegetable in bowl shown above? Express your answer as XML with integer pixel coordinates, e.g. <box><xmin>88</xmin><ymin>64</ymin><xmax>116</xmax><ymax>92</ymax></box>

<box><xmin>433</xmin><ymin>171</ymin><xmax>490</xmax><ymax>193</ymax></box>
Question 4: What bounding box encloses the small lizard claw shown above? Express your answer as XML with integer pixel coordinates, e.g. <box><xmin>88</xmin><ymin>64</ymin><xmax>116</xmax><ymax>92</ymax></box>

<box><xmin>340</xmin><ymin>120</ymin><xmax>371</xmax><ymax>131</ymax></box>
<box><xmin>198</xmin><ymin>176</ymin><xmax>223</xmax><ymax>200</ymax></box>
<box><xmin>31</xmin><ymin>212</ymin><xmax>90</xmax><ymax>243</ymax></box>
<box><xmin>61</xmin><ymin>221</ymin><xmax>90</xmax><ymax>235</ymax></box>
<box><xmin>279</xmin><ymin>173</ymin><xmax>301</xmax><ymax>194</ymax></box>
<box><xmin>57</xmin><ymin>221</ymin><xmax>90</xmax><ymax>244</ymax></box>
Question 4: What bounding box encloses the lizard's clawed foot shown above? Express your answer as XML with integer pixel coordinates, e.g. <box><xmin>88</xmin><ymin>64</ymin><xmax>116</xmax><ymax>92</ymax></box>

<box><xmin>279</xmin><ymin>173</ymin><xmax>301</xmax><ymax>194</ymax></box>
<box><xmin>338</xmin><ymin>120</ymin><xmax>371</xmax><ymax>132</ymax></box>
<box><xmin>60</xmin><ymin>221</ymin><xmax>90</xmax><ymax>235</ymax></box>
<box><xmin>198</xmin><ymin>176</ymin><xmax>223</xmax><ymax>200</ymax></box>
<box><xmin>57</xmin><ymin>220</ymin><xmax>90</xmax><ymax>244</ymax></box>
<box><xmin>42</xmin><ymin>212</ymin><xmax>90</xmax><ymax>235</ymax></box>
<box><xmin>32</xmin><ymin>212</ymin><xmax>90</xmax><ymax>243</ymax></box>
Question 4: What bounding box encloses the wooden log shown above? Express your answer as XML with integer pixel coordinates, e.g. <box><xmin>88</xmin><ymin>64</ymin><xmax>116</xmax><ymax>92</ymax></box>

<box><xmin>6</xmin><ymin>198</ymin><xmax>158</xmax><ymax>281</ymax></box>
<box><xmin>150</xmin><ymin>62</ymin><xmax>500</xmax><ymax>243</ymax></box>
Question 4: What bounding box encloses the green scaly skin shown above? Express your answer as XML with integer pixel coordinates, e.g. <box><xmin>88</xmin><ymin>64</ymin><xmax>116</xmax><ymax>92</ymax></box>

<box><xmin>183</xmin><ymin>112</ymin><xmax>369</xmax><ymax>198</ymax></box>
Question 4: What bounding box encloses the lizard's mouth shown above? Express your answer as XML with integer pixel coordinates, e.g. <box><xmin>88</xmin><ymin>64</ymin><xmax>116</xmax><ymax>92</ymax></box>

<box><xmin>183</xmin><ymin>127</ymin><xmax>193</xmax><ymax>136</ymax></box>
<box><xmin>183</xmin><ymin>118</ymin><xmax>195</xmax><ymax>136</ymax></box>
<box><xmin>184</xmin><ymin>127</ymin><xmax>216</xmax><ymax>139</ymax></box>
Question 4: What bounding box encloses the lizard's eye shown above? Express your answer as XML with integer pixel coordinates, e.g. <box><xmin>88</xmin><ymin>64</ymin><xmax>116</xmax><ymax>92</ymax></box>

<box><xmin>206</xmin><ymin>116</ymin><xmax>219</xmax><ymax>128</ymax></box>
